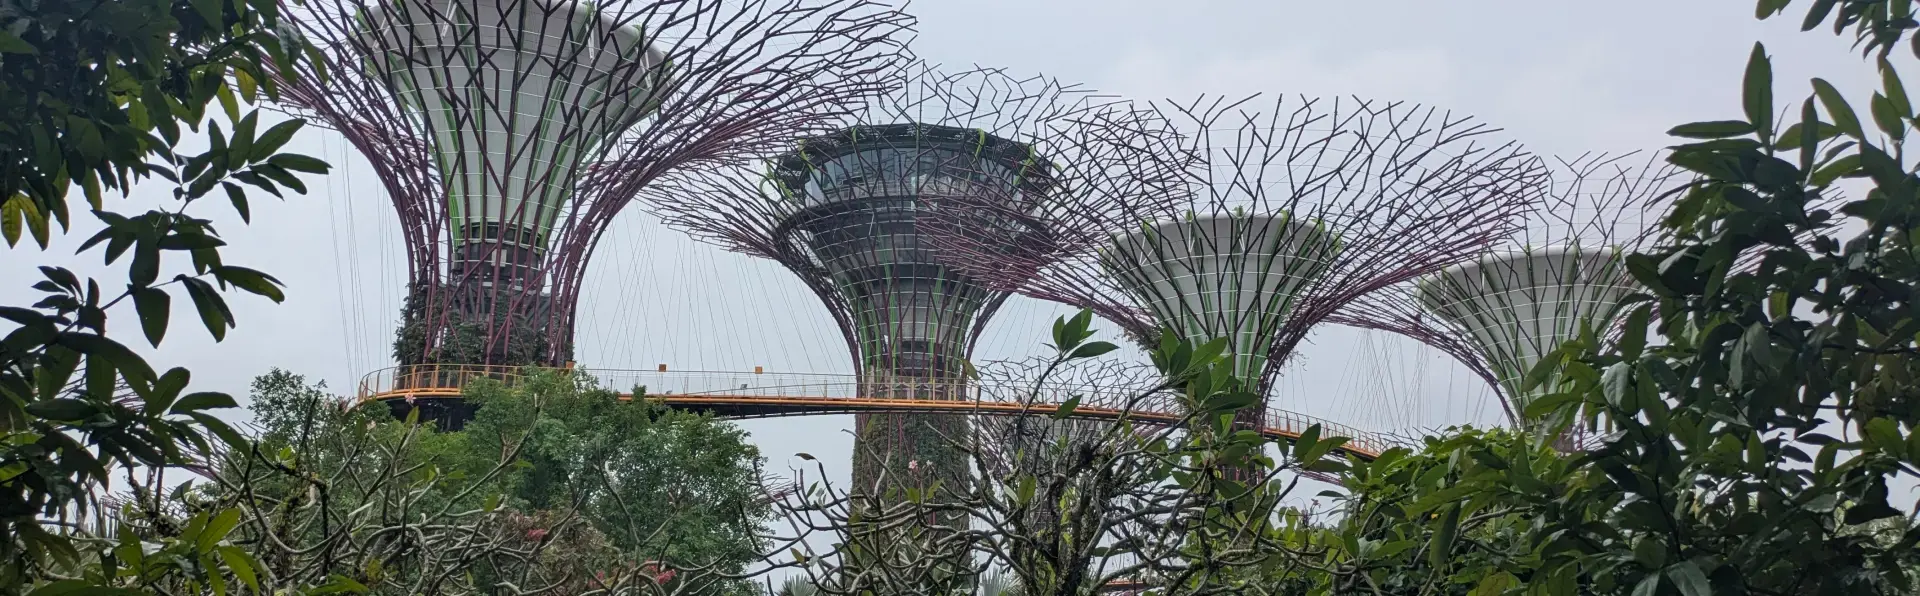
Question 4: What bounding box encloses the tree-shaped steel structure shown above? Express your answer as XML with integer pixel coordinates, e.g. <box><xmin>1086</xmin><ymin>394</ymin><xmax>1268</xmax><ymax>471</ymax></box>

<box><xmin>642</xmin><ymin>65</ymin><xmax>1182</xmax><ymax>498</ymax></box>
<box><xmin>1333</xmin><ymin>153</ymin><xmax>1684</xmax><ymax>426</ymax></box>
<box><xmin>933</xmin><ymin>95</ymin><xmax>1548</xmax><ymax>439</ymax></box>
<box><xmin>273</xmin><ymin>0</ymin><xmax>913</xmax><ymax>402</ymax></box>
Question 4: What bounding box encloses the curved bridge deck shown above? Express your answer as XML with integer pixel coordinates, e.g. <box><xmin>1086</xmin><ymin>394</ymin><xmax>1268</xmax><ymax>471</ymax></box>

<box><xmin>357</xmin><ymin>365</ymin><xmax>1391</xmax><ymax>460</ymax></box>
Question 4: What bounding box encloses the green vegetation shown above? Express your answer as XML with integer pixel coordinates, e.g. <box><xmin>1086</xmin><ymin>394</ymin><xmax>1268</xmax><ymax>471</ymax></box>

<box><xmin>0</xmin><ymin>0</ymin><xmax>325</xmax><ymax>587</ymax></box>
<box><xmin>1280</xmin><ymin>1</ymin><xmax>1920</xmax><ymax>593</ymax></box>
<box><xmin>203</xmin><ymin>369</ymin><xmax>770</xmax><ymax>594</ymax></box>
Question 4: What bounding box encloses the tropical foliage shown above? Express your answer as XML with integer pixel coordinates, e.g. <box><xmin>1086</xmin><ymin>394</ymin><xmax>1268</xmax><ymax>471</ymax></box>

<box><xmin>0</xmin><ymin>0</ymin><xmax>326</xmax><ymax>587</ymax></box>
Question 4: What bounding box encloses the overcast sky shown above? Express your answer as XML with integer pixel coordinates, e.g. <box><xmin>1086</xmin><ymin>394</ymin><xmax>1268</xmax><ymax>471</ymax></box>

<box><xmin>0</xmin><ymin>1</ymin><xmax>1902</xmax><ymax>498</ymax></box>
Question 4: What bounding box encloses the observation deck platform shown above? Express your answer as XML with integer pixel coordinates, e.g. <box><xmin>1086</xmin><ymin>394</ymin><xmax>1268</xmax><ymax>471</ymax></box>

<box><xmin>356</xmin><ymin>365</ymin><xmax>1391</xmax><ymax>460</ymax></box>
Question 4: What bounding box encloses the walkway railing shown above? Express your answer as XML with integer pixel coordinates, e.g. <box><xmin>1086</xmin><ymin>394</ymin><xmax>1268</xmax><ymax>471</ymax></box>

<box><xmin>357</xmin><ymin>364</ymin><xmax>1393</xmax><ymax>458</ymax></box>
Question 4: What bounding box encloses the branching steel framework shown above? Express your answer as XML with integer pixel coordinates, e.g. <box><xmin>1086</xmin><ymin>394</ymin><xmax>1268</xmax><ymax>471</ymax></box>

<box><xmin>933</xmin><ymin>95</ymin><xmax>1548</xmax><ymax>435</ymax></box>
<box><xmin>642</xmin><ymin>65</ymin><xmax>1184</xmax><ymax>496</ymax></box>
<box><xmin>1333</xmin><ymin>153</ymin><xmax>1684</xmax><ymax>425</ymax></box>
<box><xmin>274</xmin><ymin>0</ymin><xmax>914</xmax><ymax>384</ymax></box>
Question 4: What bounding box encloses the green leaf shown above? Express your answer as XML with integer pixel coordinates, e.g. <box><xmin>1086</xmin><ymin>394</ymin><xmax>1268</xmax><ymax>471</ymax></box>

<box><xmin>1520</xmin><ymin>347</ymin><xmax>1565</xmax><ymax>393</ymax></box>
<box><xmin>1602</xmin><ymin>362</ymin><xmax>1636</xmax><ymax>413</ymax></box>
<box><xmin>250</xmin><ymin>119</ymin><xmax>305</xmax><ymax>161</ymax></box>
<box><xmin>1189</xmin><ymin>337</ymin><xmax>1229</xmax><ymax>371</ymax></box>
<box><xmin>1067</xmin><ymin>340</ymin><xmax>1118</xmax><ymax>360</ymax></box>
<box><xmin>22</xmin><ymin>200</ymin><xmax>47</xmax><ymax>248</ymax></box>
<box><xmin>1296</xmin><ymin>423</ymin><xmax>1322</xmax><ymax>457</ymax></box>
<box><xmin>223</xmin><ymin>182</ymin><xmax>252</xmax><ymax>223</ymax></box>
<box><xmin>1429</xmin><ymin>504</ymin><xmax>1461</xmax><ymax>570</ymax></box>
<box><xmin>182</xmin><ymin>277</ymin><xmax>231</xmax><ymax>341</ymax></box>
<box><xmin>1472</xmin><ymin>572</ymin><xmax>1518</xmax><ymax>596</ymax></box>
<box><xmin>251</xmin><ymin>164</ymin><xmax>307</xmax><ymax>194</ymax></box>
<box><xmin>1201</xmin><ymin>390</ymin><xmax>1258</xmax><ymax>414</ymax></box>
<box><xmin>1863</xmin><ymin>417</ymin><xmax>1905</xmax><ymax>457</ymax></box>
<box><xmin>131</xmin><ymin>240</ymin><xmax>159</xmax><ymax>287</ymax></box>
<box><xmin>149</xmin><ymin>367</ymin><xmax>189</xmax><ymax>414</ymax></box>
<box><xmin>1882</xmin><ymin>57</ymin><xmax>1912</xmax><ymax>117</ymax></box>
<box><xmin>1814</xmin><ymin>78</ymin><xmax>1865</xmax><ymax>139</ymax></box>
<box><xmin>1668</xmin><ymin>562</ymin><xmax>1713</xmax><ymax>596</ymax></box>
<box><xmin>25</xmin><ymin>399</ymin><xmax>98</xmax><ymax>421</ymax></box>
<box><xmin>0</xmin><ymin>31</ymin><xmax>36</xmax><ymax>54</ymax></box>
<box><xmin>212</xmin><ymin>266</ymin><xmax>285</xmax><ymax>302</ymax></box>
<box><xmin>197</xmin><ymin>508</ymin><xmax>242</xmax><ymax>552</ymax></box>
<box><xmin>1369</xmin><ymin>539</ymin><xmax>1415</xmax><ymax>560</ymax></box>
<box><xmin>1801</xmin><ymin>0</ymin><xmax>1840</xmax><ymax>30</ymax></box>
<box><xmin>60</xmin><ymin>332</ymin><xmax>156</xmax><ymax>386</ymax></box>
<box><xmin>1778</xmin><ymin>120</ymin><xmax>1841</xmax><ymax>150</ymax></box>
<box><xmin>1632</xmin><ymin>574</ymin><xmax>1664</xmax><ymax>596</ymax></box>
<box><xmin>133</xmin><ymin>288</ymin><xmax>170</xmax><ymax>347</ymax></box>
<box><xmin>216</xmin><ymin>83</ymin><xmax>241</xmax><ymax>125</ymax></box>
<box><xmin>192</xmin><ymin>0</ymin><xmax>224</xmax><ymax>27</ymax></box>
<box><xmin>1871</xmin><ymin>92</ymin><xmax>1908</xmax><ymax>141</ymax></box>
<box><xmin>1522</xmin><ymin>391</ymin><xmax>1581</xmax><ymax>420</ymax></box>
<box><xmin>1744</xmin><ymin>43</ymin><xmax>1774</xmax><ymax>137</ymax></box>
<box><xmin>229</xmin><ymin>111</ymin><xmax>259</xmax><ymax>168</ymax></box>
<box><xmin>27</xmin><ymin>580</ymin><xmax>98</xmax><ymax>596</ymax></box>
<box><xmin>189</xmin><ymin>412</ymin><xmax>251</xmax><ymax>453</ymax></box>
<box><xmin>1811</xmin><ymin>154</ymin><xmax>1861</xmax><ymax>187</ymax></box>
<box><xmin>2</xmin><ymin>194</ymin><xmax>33</xmax><ymax>247</ymax></box>
<box><xmin>157</xmin><ymin>232</ymin><xmax>226</xmax><ymax>251</ymax></box>
<box><xmin>1052</xmin><ymin>395</ymin><xmax>1082</xmax><ymax>420</ymax></box>
<box><xmin>1619</xmin><ymin>304</ymin><xmax>1651</xmax><ymax>359</ymax></box>
<box><xmin>266</xmin><ymin>153</ymin><xmax>330</xmax><ymax>174</ymax></box>
<box><xmin>171</xmin><ymin>392</ymin><xmax>239</xmax><ymax>413</ymax></box>
<box><xmin>1065</xmin><ymin>309</ymin><xmax>1094</xmax><ymax>346</ymax></box>
<box><xmin>217</xmin><ymin>546</ymin><xmax>261</xmax><ymax>594</ymax></box>
<box><xmin>1668</xmin><ymin>121</ymin><xmax>1757</xmax><ymax>139</ymax></box>
<box><xmin>309</xmin><ymin>574</ymin><xmax>370</xmax><ymax>594</ymax></box>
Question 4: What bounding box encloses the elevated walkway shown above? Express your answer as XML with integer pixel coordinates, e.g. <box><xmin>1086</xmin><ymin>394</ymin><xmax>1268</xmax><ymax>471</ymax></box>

<box><xmin>356</xmin><ymin>365</ymin><xmax>1391</xmax><ymax>460</ymax></box>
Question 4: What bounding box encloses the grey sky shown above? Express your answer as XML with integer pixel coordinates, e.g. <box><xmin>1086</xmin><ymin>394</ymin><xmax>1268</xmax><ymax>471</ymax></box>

<box><xmin>0</xmin><ymin>1</ymin><xmax>1897</xmax><ymax>495</ymax></box>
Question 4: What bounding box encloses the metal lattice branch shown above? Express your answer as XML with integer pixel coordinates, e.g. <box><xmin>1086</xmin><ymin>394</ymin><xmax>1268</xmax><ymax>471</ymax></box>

<box><xmin>1331</xmin><ymin>152</ymin><xmax>1686</xmax><ymax>422</ymax></box>
<box><xmin>274</xmin><ymin>0</ymin><xmax>915</xmax><ymax>367</ymax></box>
<box><xmin>934</xmin><ymin>94</ymin><xmax>1548</xmax><ymax>399</ymax></box>
<box><xmin>641</xmin><ymin>64</ymin><xmax>1161</xmax><ymax>377</ymax></box>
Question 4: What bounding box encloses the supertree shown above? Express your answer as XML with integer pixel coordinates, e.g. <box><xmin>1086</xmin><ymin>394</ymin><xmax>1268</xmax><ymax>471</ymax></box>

<box><xmin>641</xmin><ymin>65</ymin><xmax>1187</xmax><ymax>503</ymax></box>
<box><xmin>931</xmin><ymin>94</ymin><xmax>1549</xmax><ymax>459</ymax></box>
<box><xmin>1332</xmin><ymin>153</ymin><xmax>1685</xmax><ymax>430</ymax></box>
<box><xmin>272</xmin><ymin>0</ymin><xmax>913</xmax><ymax>422</ymax></box>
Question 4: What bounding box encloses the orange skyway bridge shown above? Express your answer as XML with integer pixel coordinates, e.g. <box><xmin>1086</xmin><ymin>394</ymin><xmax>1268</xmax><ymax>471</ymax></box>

<box><xmin>356</xmin><ymin>364</ymin><xmax>1393</xmax><ymax>460</ymax></box>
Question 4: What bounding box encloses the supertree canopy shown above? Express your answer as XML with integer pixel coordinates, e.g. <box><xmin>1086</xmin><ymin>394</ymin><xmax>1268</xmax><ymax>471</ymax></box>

<box><xmin>643</xmin><ymin>65</ymin><xmax>1183</xmax><ymax>499</ymax></box>
<box><xmin>274</xmin><ymin>0</ymin><xmax>914</xmax><ymax>389</ymax></box>
<box><xmin>766</xmin><ymin>122</ymin><xmax>1051</xmax><ymax>381</ymax></box>
<box><xmin>933</xmin><ymin>95</ymin><xmax>1549</xmax><ymax>441</ymax></box>
<box><xmin>1335</xmin><ymin>153</ymin><xmax>1685</xmax><ymax>427</ymax></box>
